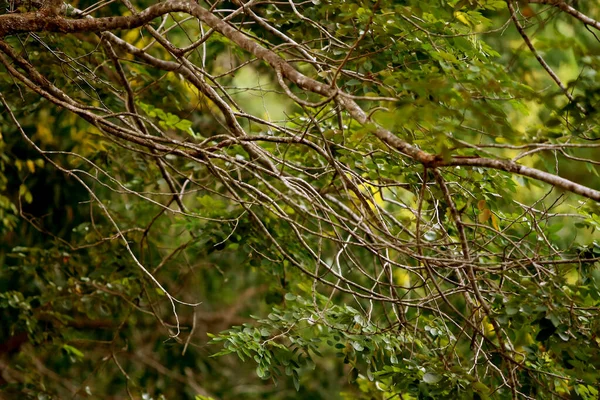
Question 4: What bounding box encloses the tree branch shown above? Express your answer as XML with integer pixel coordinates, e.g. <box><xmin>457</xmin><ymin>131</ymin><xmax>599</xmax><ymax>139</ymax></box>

<box><xmin>435</xmin><ymin>155</ymin><xmax>600</xmax><ymax>201</ymax></box>
<box><xmin>529</xmin><ymin>0</ymin><xmax>600</xmax><ymax>31</ymax></box>
<box><xmin>505</xmin><ymin>0</ymin><xmax>585</xmax><ymax>113</ymax></box>
<box><xmin>1</xmin><ymin>0</ymin><xmax>599</xmax><ymax>203</ymax></box>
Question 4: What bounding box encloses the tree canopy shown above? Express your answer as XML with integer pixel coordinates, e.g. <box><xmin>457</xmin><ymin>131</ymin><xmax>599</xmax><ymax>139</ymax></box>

<box><xmin>1</xmin><ymin>0</ymin><xmax>600</xmax><ymax>399</ymax></box>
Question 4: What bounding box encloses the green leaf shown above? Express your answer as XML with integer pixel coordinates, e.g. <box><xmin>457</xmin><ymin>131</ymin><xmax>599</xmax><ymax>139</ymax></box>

<box><xmin>62</xmin><ymin>344</ymin><xmax>84</xmax><ymax>360</ymax></box>
<box><xmin>423</xmin><ymin>372</ymin><xmax>442</xmax><ymax>384</ymax></box>
<box><xmin>351</xmin><ymin>341</ymin><xmax>364</xmax><ymax>351</ymax></box>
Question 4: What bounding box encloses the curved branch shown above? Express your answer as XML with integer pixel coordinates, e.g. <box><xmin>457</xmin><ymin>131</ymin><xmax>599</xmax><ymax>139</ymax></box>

<box><xmin>436</xmin><ymin>156</ymin><xmax>600</xmax><ymax>201</ymax></box>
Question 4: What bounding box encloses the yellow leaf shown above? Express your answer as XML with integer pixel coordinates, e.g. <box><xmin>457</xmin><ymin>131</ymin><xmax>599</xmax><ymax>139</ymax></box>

<box><xmin>478</xmin><ymin>208</ymin><xmax>491</xmax><ymax>223</ymax></box>
<box><xmin>393</xmin><ymin>269</ymin><xmax>411</xmax><ymax>288</ymax></box>
<box><xmin>477</xmin><ymin>199</ymin><xmax>486</xmax><ymax>211</ymax></box>
<box><xmin>491</xmin><ymin>214</ymin><xmax>500</xmax><ymax>231</ymax></box>
<box><xmin>122</xmin><ymin>29</ymin><xmax>140</xmax><ymax>46</ymax></box>
<box><xmin>19</xmin><ymin>184</ymin><xmax>32</xmax><ymax>204</ymax></box>
<box><xmin>26</xmin><ymin>159</ymin><xmax>35</xmax><ymax>173</ymax></box>
<box><xmin>454</xmin><ymin>11</ymin><xmax>471</xmax><ymax>26</ymax></box>
<box><xmin>33</xmin><ymin>108</ymin><xmax>55</xmax><ymax>144</ymax></box>
<box><xmin>482</xmin><ymin>316</ymin><xmax>495</xmax><ymax>337</ymax></box>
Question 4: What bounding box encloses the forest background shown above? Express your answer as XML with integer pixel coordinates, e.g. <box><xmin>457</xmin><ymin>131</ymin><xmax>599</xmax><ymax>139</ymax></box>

<box><xmin>1</xmin><ymin>0</ymin><xmax>600</xmax><ymax>399</ymax></box>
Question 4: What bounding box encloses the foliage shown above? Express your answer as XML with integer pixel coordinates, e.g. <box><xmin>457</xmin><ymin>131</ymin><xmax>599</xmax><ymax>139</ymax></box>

<box><xmin>0</xmin><ymin>0</ymin><xmax>600</xmax><ymax>399</ymax></box>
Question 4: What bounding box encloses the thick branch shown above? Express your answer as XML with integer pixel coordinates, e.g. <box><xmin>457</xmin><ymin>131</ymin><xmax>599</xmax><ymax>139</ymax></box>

<box><xmin>0</xmin><ymin>0</ymin><xmax>434</xmax><ymax>163</ymax></box>
<box><xmin>0</xmin><ymin>0</ymin><xmax>179</xmax><ymax>37</ymax></box>
<box><xmin>435</xmin><ymin>156</ymin><xmax>600</xmax><ymax>201</ymax></box>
